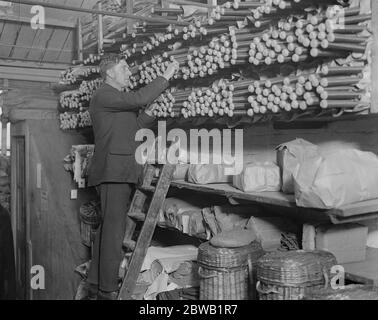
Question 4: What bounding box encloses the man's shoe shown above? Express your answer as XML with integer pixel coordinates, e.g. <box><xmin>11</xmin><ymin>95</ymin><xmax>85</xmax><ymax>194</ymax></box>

<box><xmin>75</xmin><ymin>281</ymin><xmax>98</xmax><ymax>300</ymax></box>
<box><xmin>87</xmin><ymin>285</ymin><xmax>99</xmax><ymax>300</ymax></box>
<box><xmin>97</xmin><ymin>290</ymin><xmax>119</xmax><ymax>300</ymax></box>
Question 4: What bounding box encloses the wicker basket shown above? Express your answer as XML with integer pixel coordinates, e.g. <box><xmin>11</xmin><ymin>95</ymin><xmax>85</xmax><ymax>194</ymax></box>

<box><xmin>80</xmin><ymin>222</ymin><xmax>98</xmax><ymax>247</ymax></box>
<box><xmin>304</xmin><ymin>285</ymin><xmax>378</xmax><ymax>300</ymax></box>
<box><xmin>79</xmin><ymin>201</ymin><xmax>101</xmax><ymax>247</ymax></box>
<box><xmin>198</xmin><ymin>241</ymin><xmax>264</xmax><ymax>300</ymax></box>
<box><xmin>256</xmin><ymin>250</ymin><xmax>338</xmax><ymax>300</ymax></box>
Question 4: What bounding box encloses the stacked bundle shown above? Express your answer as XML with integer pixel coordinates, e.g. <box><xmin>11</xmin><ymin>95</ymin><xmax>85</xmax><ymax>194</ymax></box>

<box><xmin>152</xmin><ymin>59</ymin><xmax>369</xmax><ymax>119</ymax></box>
<box><xmin>57</xmin><ymin>0</ymin><xmax>372</xmax><ymax>130</ymax></box>
<box><xmin>59</xmin><ymin>79</ymin><xmax>103</xmax><ymax>130</ymax></box>
<box><xmin>60</xmin><ymin>65</ymin><xmax>100</xmax><ymax>85</ymax></box>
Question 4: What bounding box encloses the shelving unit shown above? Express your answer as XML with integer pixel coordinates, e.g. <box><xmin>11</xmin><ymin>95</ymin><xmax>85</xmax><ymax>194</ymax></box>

<box><xmin>171</xmin><ymin>181</ymin><xmax>378</xmax><ymax>224</ymax></box>
<box><xmin>169</xmin><ymin>180</ymin><xmax>378</xmax><ymax>285</ymax></box>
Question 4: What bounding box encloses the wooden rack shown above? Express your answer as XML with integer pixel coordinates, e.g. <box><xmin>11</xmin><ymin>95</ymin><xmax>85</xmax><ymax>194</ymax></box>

<box><xmin>170</xmin><ymin>181</ymin><xmax>378</xmax><ymax>225</ymax></box>
<box><xmin>122</xmin><ymin>177</ymin><xmax>378</xmax><ymax>287</ymax></box>
<box><xmin>167</xmin><ymin>180</ymin><xmax>378</xmax><ymax>286</ymax></box>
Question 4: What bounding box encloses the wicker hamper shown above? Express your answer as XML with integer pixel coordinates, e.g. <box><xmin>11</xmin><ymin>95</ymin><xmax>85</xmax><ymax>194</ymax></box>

<box><xmin>256</xmin><ymin>250</ymin><xmax>338</xmax><ymax>300</ymax></box>
<box><xmin>304</xmin><ymin>285</ymin><xmax>378</xmax><ymax>300</ymax></box>
<box><xmin>79</xmin><ymin>201</ymin><xmax>101</xmax><ymax>247</ymax></box>
<box><xmin>197</xmin><ymin>241</ymin><xmax>264</xmax><ymax>300</ymax></box>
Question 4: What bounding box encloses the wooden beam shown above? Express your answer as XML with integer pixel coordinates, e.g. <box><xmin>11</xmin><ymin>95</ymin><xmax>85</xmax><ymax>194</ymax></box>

<box><xmin>126</xmin><ymin>0</ymin><xmax>134</xmax><ymax>35</ymax></box>
<box><xmin>371</xmin><ymin>0</ymin><xmax>378</xmax><ymax>113</ymax></box>
<box><xmin>9</xmin><ymin>109</ymin><xmax>58</xmax><ymax>122</ymax></box>
<box><xmin>0</xmin><ymin>66</ymin><xmax>61</xmax><ymax>82</ymax></box>
<box><xmin>77</xmin><ymin>18</ymin><xmax>83</xmax><ymax>61</ymax></box>
<box><xmin>162</xmin><ymin>0</ymin><xmax>217</xmax><ymax>8</ymax></box>
<box><xmin>0</xmin><ymin>42</ymin><xmax>73</xmax><ymax>54</ymax></box>
<box><xmin>0</xmin><ymin>14</ymin><xmax>77</xmax><ymax>29</ymax></box>
<box><xmin>97</xmin><ymin>2</ymin><xmax>103</xmax><ymax>54</ymax></box>
<box><xmin>0</xmin><ymin>57</ymin><xmax>69</xmax><ymax>68</ymax></box>
<box><xmin>5</xmin><ymin>0</ymin><xmax>190</xmax><ymax>25</ymax></box>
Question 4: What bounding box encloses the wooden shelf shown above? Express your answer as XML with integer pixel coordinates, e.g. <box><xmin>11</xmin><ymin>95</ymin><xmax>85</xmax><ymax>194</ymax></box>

<box><xmin>170</xmin><ymin>181</ymin><xmax>378</xmax><ymax>285</ymax></box>
<box><xmin>170</xmin><ymin>181</ymin><xmax>378</xmax><ymax>224</ymax></box>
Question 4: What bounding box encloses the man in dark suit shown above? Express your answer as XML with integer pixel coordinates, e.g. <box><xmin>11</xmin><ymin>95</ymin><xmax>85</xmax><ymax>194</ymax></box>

<box><xmin>86</xmin><ymin>53</ymin><xmax>178</xmax><ymax>300</ymax></box>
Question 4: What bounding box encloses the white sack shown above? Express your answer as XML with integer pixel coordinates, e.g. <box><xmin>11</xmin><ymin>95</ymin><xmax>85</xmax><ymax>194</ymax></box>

<box><xmin>294</xmin><ymin>149</ymin><xmax>378</xmax><ymax>209</ymax></box>
<box><xmin>187</xmin><ymin>164</ymin><xmax>232</xmax><ymax>184</ymax></box>
<box><xmin>233</xmin><ymin>162</ymin><xmax>281</xmax><ymax>193</ymax></box>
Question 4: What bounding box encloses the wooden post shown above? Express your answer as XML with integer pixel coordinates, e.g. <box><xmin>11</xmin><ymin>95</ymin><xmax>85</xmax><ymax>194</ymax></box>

<box><xmin>97</xmin><ymin>2</ymin><xmax>104</xmax><ymax>54</ymax></box>
<box><xmin>159</xmin><ymin>0</ymin><xmax>169</xmax><ymax>17</ymax></box>
<box><xmin>208</xmin><ymin>0</ymin><xmax>217</xmax><ymax>19</ymax></box>
<box><xmin>126</xmin><ymin>0</ymin><xmax>134</xmax><ymax>35</ymax></box>
<box><xmin>0</xmin><ymin>79</ymin><xmax>8</xmax><ymax>156</ymax></box>
<box><xmin>371</xmin><ymin>0</ymin><xmax>378</xmax><ymax>113</ymax></box>
<box><xmin>76</xmin><ymin>17</ymin><xmax>84</xmax><ymax>61</ymax></box>
<box><xmin>0</xmin><ymin>95</ymin><xmax>4</xmax><ymax>155</ymax></box>
<box><xmin>302</xmin><ymin>224</ymin><xmax>316</xmax><ymax>251</ymax></box>
<box><xmin>1</xmin><ymin>120</ymin><xmax>7</xmax><ymax>156</ymax></box>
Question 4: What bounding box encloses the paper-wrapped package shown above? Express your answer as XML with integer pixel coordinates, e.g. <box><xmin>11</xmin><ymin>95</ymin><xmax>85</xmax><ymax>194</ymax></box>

<box><xmin>233</xmin><ymin>162</ymin><xmax>281</xmax><ymax>193</ymax></box>
<box><xmin>246</xmin><ymin>216</ymin><xmax>298</xmax><ymax>250</ymax></box>
<box><xmin>202</xmin><ymin>205</ymin><xmax>257</xmax><ymax>237</ymax></box>
<box><xmin>162</xmin><ymin>198</ymin><xmax>202</xmax><ymax>228</ymax></box>
<box><xmin>187</xmin><ymin>164</ymin><xmax>232</xmax><ymax>184</ymax></box>
<box><xmin>172</xmin><ymin>164</ymin><xmax>190</xmax><ymax>181</ymax></box>
<box><xmin>276</xmin><ymin>139</ymin><xmax>319</xmax><ymax>194</ymax></box>
<box><xmin>294</xmin><ymin>149</ymin><xmax>378</xmax><ymax>209</ymax></box>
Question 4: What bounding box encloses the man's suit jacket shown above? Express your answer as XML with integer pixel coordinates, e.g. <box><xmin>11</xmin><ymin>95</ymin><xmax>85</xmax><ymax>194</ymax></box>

<box><xmin>88</xmin><ymin>77</ymin><xmax>169</xmax><ymax>186</ymax></box>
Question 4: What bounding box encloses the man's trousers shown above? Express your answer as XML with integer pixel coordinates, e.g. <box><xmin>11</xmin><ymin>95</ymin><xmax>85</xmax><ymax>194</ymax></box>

<box><xmin>87</xmin><ymin>183</ymin><xmax>133</xmax><ymax>292</ymax></box>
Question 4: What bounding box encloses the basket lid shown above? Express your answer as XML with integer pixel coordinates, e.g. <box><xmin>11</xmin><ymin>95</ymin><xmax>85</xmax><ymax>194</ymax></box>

<box><xmin>257</xmin><ymin>250</ymin><xmax>338</xmax><ymax>286</ymax></box>
<box><xmin>210</xmin><ymin>229</ymin><xmax>257</xmax><ymax>248</ymax></box>
<box><xmin>198</xmin><ymin>241</ymin><xmax>264</xmax><ymax>269</ymax></box>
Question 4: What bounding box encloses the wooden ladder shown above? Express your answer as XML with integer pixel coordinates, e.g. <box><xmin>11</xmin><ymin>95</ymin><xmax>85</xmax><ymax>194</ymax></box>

<box><xmin>117</xmin><ymin>162</ymin><xmax>175</xmax><ymax>300</ymax></box>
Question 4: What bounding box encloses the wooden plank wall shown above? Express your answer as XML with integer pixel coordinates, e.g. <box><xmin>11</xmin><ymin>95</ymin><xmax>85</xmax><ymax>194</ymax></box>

<box><xmin>371</xmin><ymin>0</ymin><xmax>378</xmax><ymax>113</ymax></box>
<box><xmin>242</xmin><ymin>118</ymin><xmax>378</xmax><ymax>164</ymax></box>
<box><xmin>25</xmin><ymin>118</ymin><xmax>95</xmax><ymax>299</ymax></box>
<box><xmin>8</xmin><ymin>80</ymin><xmax>97</xmax><ymax>299</ymax></box>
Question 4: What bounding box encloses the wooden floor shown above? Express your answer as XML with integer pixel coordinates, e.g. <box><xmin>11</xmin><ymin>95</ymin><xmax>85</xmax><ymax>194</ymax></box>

<box><xmin>344</xmin><ymin>248</ymin><xmax>378</xmax><ymax>286</ymax></box>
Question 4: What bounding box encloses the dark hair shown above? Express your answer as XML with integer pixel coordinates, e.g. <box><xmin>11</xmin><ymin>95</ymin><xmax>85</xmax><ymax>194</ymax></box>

<box><xmin>99</xmin><ymin>53</ymin><xmax>124</xmax><ymax>79</ymax></box>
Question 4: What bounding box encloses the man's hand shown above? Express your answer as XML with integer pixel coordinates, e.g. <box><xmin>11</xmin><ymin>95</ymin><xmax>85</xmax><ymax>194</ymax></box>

<box><xmin>162</xmin><ymin>61</ymin><xmax>179</xmax><ymax>81</ymax></box>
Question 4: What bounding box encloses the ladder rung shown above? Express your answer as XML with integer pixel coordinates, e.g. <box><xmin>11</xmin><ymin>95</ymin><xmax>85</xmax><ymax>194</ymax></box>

<box><xmin>128</xmin><ymin>211</ymin><xmax>146</xmax><ymax>221</ymax></box>
<box><xmin>123</xmin><ymin>239</ymin><xmax>136</xmax><ymax>251</ymax></box>
<box><xmin>118</xmin><ymin>163</ymin><xmax>176</xmax><ymax>300</ymax></box>
<box><xmin>138</xmin><ymin>185</ymin><xmax>156</xmax><ymax>193</ymax></box>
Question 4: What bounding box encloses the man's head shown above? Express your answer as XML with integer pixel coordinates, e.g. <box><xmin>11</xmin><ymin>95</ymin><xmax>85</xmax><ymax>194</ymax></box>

<box><xmin>99</xmin><ymin>53</ymin><xmax>132</xmax><ymax>87</ymax></box>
